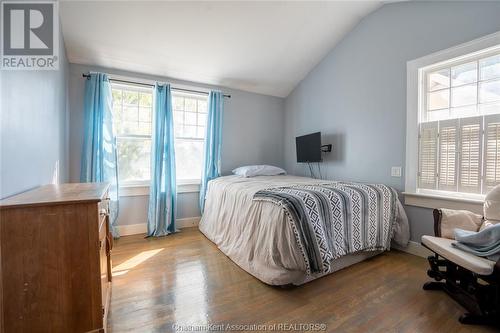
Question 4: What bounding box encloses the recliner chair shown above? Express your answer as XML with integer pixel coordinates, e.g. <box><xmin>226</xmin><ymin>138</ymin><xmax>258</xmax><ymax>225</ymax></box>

<box><xmin>421</xmin><ymin>187</ymin><xmax>500</xmax><ymax>326</ymax></box>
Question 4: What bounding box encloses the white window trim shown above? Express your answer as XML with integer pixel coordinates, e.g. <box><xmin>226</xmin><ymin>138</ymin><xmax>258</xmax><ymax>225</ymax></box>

<box><xmin>405</xmin><ymin>30</ymin><xmax>500</xmax><ymax>209</ymax></box>
<box><xmin>110</xmin><ymin>76</ymin><xmax>210</xmax><ymax>196</ymax></box>
<box><xmin>403</xmin><ymin>192</ymin><xmax>483</xmax><ymax>214</ymax></box>
<box><xmin>119</xmin><ymin>182</ymin><xmax>201</xmax><ymax>197</ymax></box>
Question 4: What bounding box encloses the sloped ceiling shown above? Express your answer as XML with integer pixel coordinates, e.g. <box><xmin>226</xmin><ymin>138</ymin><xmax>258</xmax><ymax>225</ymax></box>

<box><xmin>60</xmin><ymin>1</ymin><xmax>383</xmax><ymax>97</ymax></box>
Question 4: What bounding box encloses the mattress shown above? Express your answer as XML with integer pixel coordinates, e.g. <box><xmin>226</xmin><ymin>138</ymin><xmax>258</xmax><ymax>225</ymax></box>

<box><xmin>198</xmin><ymin>175</ymin><xmax>409</xmax><ymax>285</ymax></box>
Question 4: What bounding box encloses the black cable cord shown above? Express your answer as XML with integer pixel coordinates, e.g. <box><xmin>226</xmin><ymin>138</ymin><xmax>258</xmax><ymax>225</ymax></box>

<box><xmin>308</xmin><ymin>162</ymin><xmax>315</xmax><ymax>179</ymax></box>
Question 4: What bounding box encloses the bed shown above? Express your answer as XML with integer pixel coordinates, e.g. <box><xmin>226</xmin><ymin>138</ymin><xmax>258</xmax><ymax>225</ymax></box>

<box><xmin>199</xmin><ymin>175</ymin><xmax>409</xmax><ymax>286</ymax></box>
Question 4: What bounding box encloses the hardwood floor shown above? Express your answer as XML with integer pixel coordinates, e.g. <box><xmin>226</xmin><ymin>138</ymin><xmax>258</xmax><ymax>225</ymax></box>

<box><xmin>108</xmin><ymin>227</ymin><xmax>497</xmax><ymax>333</ymax></box>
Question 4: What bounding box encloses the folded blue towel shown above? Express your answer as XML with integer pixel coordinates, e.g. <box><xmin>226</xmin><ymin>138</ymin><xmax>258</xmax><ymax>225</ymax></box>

<box><xmin>452</xmin><ymin>223</ymin><xmax>500</xmax><ymax>262</ymax></box>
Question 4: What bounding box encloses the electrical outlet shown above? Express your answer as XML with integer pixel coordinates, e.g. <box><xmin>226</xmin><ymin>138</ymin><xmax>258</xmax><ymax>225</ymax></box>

<box><xmin>391</xmin><ymin>166</ymin><xmax>402</xmax><ymax>178</ymax></box>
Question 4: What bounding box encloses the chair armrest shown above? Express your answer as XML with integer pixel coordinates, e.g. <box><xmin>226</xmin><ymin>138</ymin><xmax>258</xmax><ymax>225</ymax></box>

<box><xmin>432</xmin><ymin>208</ymin><xmax>483</xmax><ymax>239</ymax></box>
<box><xmin>433</xmin><ymin>209</ymin><xmax>443</xmax><ymax>237</ymax></box>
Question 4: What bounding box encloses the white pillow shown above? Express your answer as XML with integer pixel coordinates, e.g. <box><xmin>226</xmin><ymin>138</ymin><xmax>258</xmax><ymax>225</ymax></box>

<box><xmin>232</xmin><ymin>165</ymin><xmax>286</xmax><ymax>178</ymax></box>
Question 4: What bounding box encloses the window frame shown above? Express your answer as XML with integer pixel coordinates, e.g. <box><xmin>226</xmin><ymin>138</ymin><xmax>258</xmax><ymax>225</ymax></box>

<box><xmin>421</xmin><ymin>52</ymin><xmax>500</xmax><ymax>124</ymax></box>
<box><xmin>109</xmin><ymin>79</ymin><xmax>209</xmax><ymax>196</ymax></box>
<box><xmin>405</xmin><ymin>31</ymin><xmax>500</xmax><ymax>210</ymax></box>
<box><xmin>175</xmin><ymin>136</ymin><xmax>205</xmax><ymax>185</ymax></box>
<box><xmin>172</xmin><ymin>91</ymin><xmax>208</xmax><ymax>185</ymax></box>
<box><xmin>111</xmin><ymin>83</ymin><xmax>154</xmax><ymax>188</ymax></box>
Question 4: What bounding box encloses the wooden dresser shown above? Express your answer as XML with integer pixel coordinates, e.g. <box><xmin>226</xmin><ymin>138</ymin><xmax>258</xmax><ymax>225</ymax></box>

<box><xmin>0</xmin><ymin>183</ymin><xmax>112</xmax><ymax>333</ymax></box>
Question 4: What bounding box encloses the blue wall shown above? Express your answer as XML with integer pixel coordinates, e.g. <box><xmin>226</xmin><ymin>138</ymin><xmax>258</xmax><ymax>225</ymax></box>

<box><xmin>0</xmin><ymin>26</ymin><xmax>69</xmax><ymax>198</ymax></box>
<box><xmin>283</xmin><ymin>1</ymin><xmax>500</xmax><ymax>241</ymax></box>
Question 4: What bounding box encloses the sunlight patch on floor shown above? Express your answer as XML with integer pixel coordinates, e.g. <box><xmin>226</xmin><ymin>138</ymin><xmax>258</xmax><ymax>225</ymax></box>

<box><xmin>113</xmin><ymin>248</ymin><xmax>164</xmax><ymax>275</ymax></box>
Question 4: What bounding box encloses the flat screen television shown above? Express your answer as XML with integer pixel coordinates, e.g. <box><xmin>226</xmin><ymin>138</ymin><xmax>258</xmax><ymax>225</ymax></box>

<box><xmin>296</xmin><ymin>132</ymin><xmax>321</xmax><ymax>163</ymax></box>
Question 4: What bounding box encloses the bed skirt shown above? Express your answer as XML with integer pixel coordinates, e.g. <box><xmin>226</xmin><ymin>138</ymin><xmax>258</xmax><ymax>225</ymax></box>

<box><xmin>199</xmin><ymin>227</ymin><xmax>383</xmax><ymax>286</ymax></box>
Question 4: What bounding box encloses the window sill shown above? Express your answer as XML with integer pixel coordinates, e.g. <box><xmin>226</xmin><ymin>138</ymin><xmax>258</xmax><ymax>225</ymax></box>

<box><xmin>403</xmin><ymin>192</ymin><xmax>483</xmax><ymax>214</ymax></box>
<box><xmin>119</xmin><ymin>183</ymin><xmax>200</xmax><ymax>197</ymax></box>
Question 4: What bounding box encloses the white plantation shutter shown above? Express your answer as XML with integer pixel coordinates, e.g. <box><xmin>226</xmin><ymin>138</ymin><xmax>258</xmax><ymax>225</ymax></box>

<box><xmin>415</xmin><ymin>48</ymin><xmax>500</xmax><ymax>197</ymax></box>
<box><xmin>438</xmin><ymin>119</ymin><xmax>458</xmax><ymax>191</ymax></box>
<box><xmin>418</xmin><ymin>121</ymin><xmax>438</xmax><ymax>189</ymax></box>
<box><xmin>458</xmin><ymin>117</ymin><xmax>482</xmax><ymax>193</ymax></box>
<box><xmin>484</xmin><ymin>114</ymin><xmax>500</xmax><ymax>193</ymax></box>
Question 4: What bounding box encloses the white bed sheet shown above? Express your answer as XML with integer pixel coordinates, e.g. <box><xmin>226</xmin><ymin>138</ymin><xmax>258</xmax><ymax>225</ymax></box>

<box><xmin>198</xmin><ymin>175</ymin><xmax>409</xmax><ymax>285</ymax></box>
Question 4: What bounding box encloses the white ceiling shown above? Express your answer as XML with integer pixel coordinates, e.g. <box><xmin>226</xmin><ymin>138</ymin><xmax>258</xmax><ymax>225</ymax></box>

<box><xmin>60</xmin><ymin>1</ymin><xmax>383</xmax><ymax>97</ymax></box>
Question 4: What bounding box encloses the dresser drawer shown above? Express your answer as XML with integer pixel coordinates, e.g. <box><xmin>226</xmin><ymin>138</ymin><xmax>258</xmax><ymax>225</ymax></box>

<box><xmin>99</xmin><ymin>233</ymin><xmax>109</xmax><ymax>320</ymax></box>
<box><xmin>0</xmin><ymin>182</ymin><xmax>111</xmax><ymax>332</ymax></box>
<box><xmin>98</xmin><ymin>195</ymin><xmax>109</xmax><ymax>231</ymax></box>
<box><xmin>98</xmin><ymin>194</ymin><xmax>110</xmax><ymax>220</ymax></box>
<box><xmin>99</xmin><ymin>212</ymin><xmax>112</xmax><ymax>328</ymax></box>
<box><xmin>99</xmin><ymin>216</ymin><xmax>107</xmax><ymax>242</ymax></box>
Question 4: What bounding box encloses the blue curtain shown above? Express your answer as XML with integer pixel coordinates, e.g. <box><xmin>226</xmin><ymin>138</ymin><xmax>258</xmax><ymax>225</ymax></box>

<box><xmin>199</xmin><ymin>91</ymin><xmax>224</xmax><ymax>212</ymax></box>
<box><xmin>80</xmin><ymin>72</ymin><xmax>120</xmax><ymax>238</ymax></box>
<box><xmin>147</xmin><ymin>83</ymin><xmax>177</xmax><ymax>237</ymax></box>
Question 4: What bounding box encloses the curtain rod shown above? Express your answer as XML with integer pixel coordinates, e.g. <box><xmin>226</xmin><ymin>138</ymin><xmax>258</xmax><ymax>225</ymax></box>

<box><xmin>82</xmin><ymin>74</ymin><xmax>231</xmax><ymax>98</ymax></box>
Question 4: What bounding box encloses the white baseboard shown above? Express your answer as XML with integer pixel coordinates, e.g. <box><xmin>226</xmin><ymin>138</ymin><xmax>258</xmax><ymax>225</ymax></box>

<box><xmin>117</xmin><ymin>216</ymin><xmax>201</xmax><ymax>236</ymax></box>
<box><xmin>392</xmin><ymin>240</ymin><xmax>433</xmax><ymax>258</ymax></box>
<box><xmin>118</xmin><ymin>223</ymin><xmax>147</xmax><ymax>236</ymax></box>
<box><xmin>177</xmin><ymin>216</ymin><xmax>201</xmax><ymax>228</ymax></box>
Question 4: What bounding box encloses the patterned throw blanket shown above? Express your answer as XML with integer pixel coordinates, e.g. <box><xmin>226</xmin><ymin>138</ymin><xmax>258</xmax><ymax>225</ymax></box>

<box><xmin>253</xmin><ymin>182</ymin><xmax>398</xmax><ymax>275</ymax></box>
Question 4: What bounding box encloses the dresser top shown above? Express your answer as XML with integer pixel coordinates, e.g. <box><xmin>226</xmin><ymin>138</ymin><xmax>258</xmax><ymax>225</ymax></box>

<box><xmin>0</xmin><ymin>183</ymin><xmax>110</xmax><ymax>209</ymax></box>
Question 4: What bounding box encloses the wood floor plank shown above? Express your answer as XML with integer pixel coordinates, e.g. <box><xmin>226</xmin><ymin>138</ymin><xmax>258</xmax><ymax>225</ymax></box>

<box><xmin>107</xmin><ymin>227</ymin><xmax>497</xmax><ymax>333</ymax></box>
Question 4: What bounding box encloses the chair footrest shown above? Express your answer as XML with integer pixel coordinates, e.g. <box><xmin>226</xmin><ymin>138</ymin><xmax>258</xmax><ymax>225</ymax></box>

<box><xmin>422</xmin><ymin>254</ymin><xmax>500</xmax><ymax>327</ymax></box>
<box><xmin>459</xmin><ymin>313</ymin><xmax>499</xmax><ymax>326</ymax></box>
<box><xmin>422</xmin><ymin>281</ymin><xmax>445</xmax><ymax>291</ymax></box>
<box><xmin>421</xmin><ymin>235</ymin><xmax>496</xmax><ymax>276</ymax></box>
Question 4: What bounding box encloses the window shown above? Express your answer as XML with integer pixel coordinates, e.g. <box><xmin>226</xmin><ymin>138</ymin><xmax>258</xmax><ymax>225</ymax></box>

<box><xmin>417</xmin><ymin>49</ymin><xmax>500</xmax><ymax>196</ymax></box>
<box><xmin>111</xmin><ymin>83</ymin><xmax>208</xmax><ymax>187</ymax></box>
<box><xmin>112</xmin><ymin>83</ymin><xmax>153</xmax><ymax>185</ymax></box>
<box><xmin>172</xmin><ymin>92</ymin><xmax>207</xmax><ymax>183</ymax></box>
